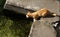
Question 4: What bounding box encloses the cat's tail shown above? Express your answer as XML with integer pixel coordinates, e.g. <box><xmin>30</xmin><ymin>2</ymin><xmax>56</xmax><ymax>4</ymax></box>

<box><xmin>52</xmin><ymin>13</ymin><xmax>60</xmax><ymax>17</ymax></box>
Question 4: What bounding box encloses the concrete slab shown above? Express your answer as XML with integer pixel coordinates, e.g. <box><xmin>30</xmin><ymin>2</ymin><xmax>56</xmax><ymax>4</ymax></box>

<box><xmin>28</xmin><ymin>17</ymin><xmax>59</xmax><ymax>37</ymax></box>
<box><xmin>4</xmin><ymin>0</ymin><xmax>60</xmax><ymax>15</ymax></box>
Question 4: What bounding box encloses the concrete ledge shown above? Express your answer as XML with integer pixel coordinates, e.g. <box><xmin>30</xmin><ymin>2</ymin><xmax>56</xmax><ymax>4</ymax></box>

<box><xmin>4</xmin><ymin>0</ymin><xmax>60</xmax><ymax>15</ymax></box>
<box><xmin>28</xmin><ymin>17</ymin><xmax>59</xmax><ymax>37</ymax></box>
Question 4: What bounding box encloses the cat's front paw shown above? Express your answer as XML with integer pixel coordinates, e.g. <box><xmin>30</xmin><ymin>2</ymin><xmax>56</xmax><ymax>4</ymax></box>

<box><xmin>33</xmin><ymin>19</ymin><xmax>37</xmax><ymax>22</ymax></box>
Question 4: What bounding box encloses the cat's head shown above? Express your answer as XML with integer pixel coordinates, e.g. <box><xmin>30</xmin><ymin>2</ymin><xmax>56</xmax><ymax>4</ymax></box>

<box><xmin>26</xmin><ymin>11</ymin><xmax>31</xmax><ymax>18</ymax></box>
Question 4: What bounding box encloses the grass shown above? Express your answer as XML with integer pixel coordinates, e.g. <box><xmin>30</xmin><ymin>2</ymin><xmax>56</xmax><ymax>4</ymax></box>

<box><xmin>0</xmin><ymin>0</ymin><xmax>32</xmax><ymax>37</ymax></box>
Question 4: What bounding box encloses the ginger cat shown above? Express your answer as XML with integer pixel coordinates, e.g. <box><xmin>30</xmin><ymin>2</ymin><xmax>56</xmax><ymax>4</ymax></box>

<box><xmin>26</xmin><ymin>8</ymin><xmax>57</xmax><ymax>22</ymax></box>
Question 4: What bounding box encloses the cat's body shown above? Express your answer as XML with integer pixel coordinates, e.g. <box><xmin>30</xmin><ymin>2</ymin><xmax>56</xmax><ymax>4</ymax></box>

<box><xmin>26</xmin><ymin>8</ymin><xmax>57</xmax><ymax>22</ymax></box>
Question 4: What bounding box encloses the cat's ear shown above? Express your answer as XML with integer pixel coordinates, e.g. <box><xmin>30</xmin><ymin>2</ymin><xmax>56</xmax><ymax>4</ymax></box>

<box><xmin>27</xmin><ymin>11</ymin><xmax>31</xmax><ymax>13</ymax></box>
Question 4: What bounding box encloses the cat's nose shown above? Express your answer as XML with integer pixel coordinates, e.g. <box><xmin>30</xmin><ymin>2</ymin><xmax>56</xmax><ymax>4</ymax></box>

<box><xmin>26</xmin><ymin>15</ymin><xmax>29</xmax><ymax>18</ymax></box>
